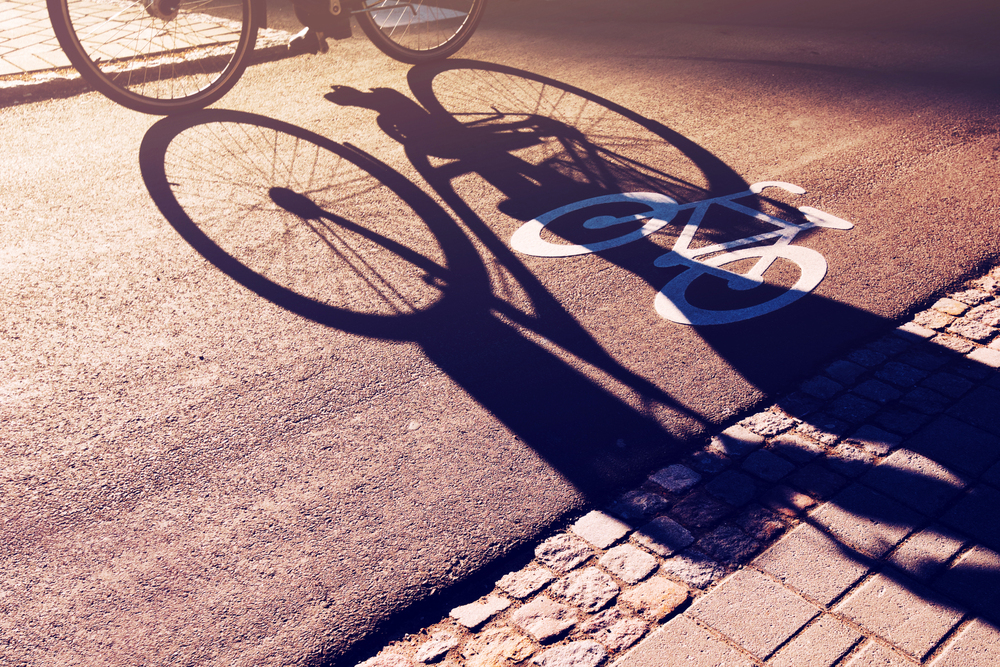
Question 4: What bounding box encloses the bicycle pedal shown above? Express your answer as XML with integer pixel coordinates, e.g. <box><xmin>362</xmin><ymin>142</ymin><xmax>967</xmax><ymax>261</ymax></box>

<box><xmin>288</xmin><ymin>27</ymin><xmax>328</xmax><ymax>55</ymax></box>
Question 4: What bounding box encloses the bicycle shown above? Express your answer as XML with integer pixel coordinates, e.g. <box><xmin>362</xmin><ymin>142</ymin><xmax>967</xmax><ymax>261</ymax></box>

<box><xmin>510</xmin><ymin>181</ymin><xmax>854</xmax><ymax>326</ymax></box>
<box><xmin>47</xmin><ymin>0</ymin><xmax>488</xmax><ymax>115</ymax></box>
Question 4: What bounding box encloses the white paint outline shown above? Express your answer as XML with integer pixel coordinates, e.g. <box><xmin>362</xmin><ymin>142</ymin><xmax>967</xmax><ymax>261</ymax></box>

<box><xmin>510</xmin><ymin>182</ymin><xmax>854</xmax><ymax>326</ymax></box>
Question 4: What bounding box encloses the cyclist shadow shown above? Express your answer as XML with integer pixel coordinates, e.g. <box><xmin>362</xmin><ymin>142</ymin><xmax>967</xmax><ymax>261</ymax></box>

<box><xmin>326</xmin><ymin>61</ymin><xmax>888</xmax><ymax>398</ymax></box>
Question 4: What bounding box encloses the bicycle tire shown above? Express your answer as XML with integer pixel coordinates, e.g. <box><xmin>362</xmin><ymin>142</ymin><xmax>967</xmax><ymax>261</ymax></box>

<box><xmin>354</xmin><ymin>0</ymin><xmax>487</xmax><ymax>64</ymax></box>
<box><xmin>47</xmin><ymin>0</ymin><xmax>259</xmax><ymax>115</ymax></box>
<box><xmin>654</xmin><ymin>245</ymin><xmax>828</xmax><ymax>326</ymax></box>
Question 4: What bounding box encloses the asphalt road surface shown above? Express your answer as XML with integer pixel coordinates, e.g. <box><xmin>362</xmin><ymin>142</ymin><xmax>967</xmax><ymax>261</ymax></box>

<box><xmin>2</xmin><ymin>1</ymin><xmax>999</xmax><ymax>665</ymax></box>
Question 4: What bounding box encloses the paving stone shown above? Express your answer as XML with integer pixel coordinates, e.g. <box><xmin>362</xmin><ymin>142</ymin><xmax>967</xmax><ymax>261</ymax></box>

<box><xmin>849</xmin><ymin>348</ymin><xmax>888</xmax><ymax>368</ymax></box>
<box><xmin>776</xmin><ymin>392</ymin><xmax>822</xmax><ymax>419</ymax></box>
<box><xmin>754</xmin><ymin>523</ymin><xmax>871</xmax><ymax>604</ymax></box>
<box><xmin>906</xmin><ymin>415</ymin><xmax>1000</xmax><ymax>476</ymax></box>
<box><xmin>861</xmin><ymin>449</ymin><xmax>967</xmax><ymax>516</ymax></box>
<box><xmin>984</xmin><ymin>460</ymin><xmax>1000</xmax><ymax>489</ymax></box>
<box><xmin>760</xmin><ymin>484</ymin><xmax>816</xmax><ymax>518</ymax></box>
<box><xmin>843</xmin><ymin>641</ymin><xmax>917</xmax><ymax>666</ymax></box>
<box><xmin>580</xmin><ymin>609</ymin><xmax>647</xmax><ymax>652</ymax></box>
<box><xmin>358</xmin><ymin>653</ymin><xmax>413</xmax><ymax>667</ymax></box>
<box><xmin>801</xmin><ymin>375</ymin><xmax>845</xmax><ymax>400</ymax></box>
<box><xmin>933</xmin><ymin>334</ymin><xmax>976</xmax><ymax>354</ymax></box>
<box><xmin>930</xmin><ymin>618</ymin><xmax>1000</xmax><ymax>666</ymax></box>
<box><xmin>462</xmin><ymin>627</ymin><xmax>536</xmax><ymax>667</ymax></box>
<box><xmin>934</xmin><ymin>545</ymin><xmax>1000</xmax><ymax>623</ymax></box>
<box><xmin>877</xmin><ymin>362</ymin><xmax>929</xmax><ymax>388</ymax></box>
<box><xmin>897</xmin><ymin>321</ymin><xmax>937</xmax><ymax>339</ymax></box>
<box><xmin>942</xmin><ymin>485</ymin><xmax>1000</xmax><ymax>553</ymax></box>
<box><xmin>512</xmin><ymin>596</ymin><xmax>578</xmax><ymax>643</ymax></box>
<box><xmin>790</xmin><ymin>462</ymin><xmax>849</xmax><ymax>499</ymax></box>
<box><xmin>572</xmin><ymin>511</ymin><xmax>631</xmax><ymax>549</ymax></box>
<box><xmin>742</xmin><ymin>449</ymin><xmax>796</xmax><ymax>482</ymax></box>
<box><xmin>826</xmin><ymin>359</ymin><xmax>868</xmax><ymax>385</ymax></box>
<box><xmin>669</xmin><ymin>490</ymin><xmax>732</xmax><ymax>529</ymax></box>
<box><xmin>711</xmin><ymin>425</ymin><xmax>765</xmax><ymax>458</ymax></box>
<box><xmin>658</xmin><ymin>549</ymin><xmax>725</xmax><ymax>589</ymax></box>
<box><xmin>612</xmin><ymin>614</ymin><xmax>754</xmax><ymax>667</ymax></box>
<box><xmin>947</xmin><ymin>318</ymin><xmax>995</xmax><ymax>342</ymax></box>
<box><xmin>920</xmin><ymin>372</ymin><xmax>974</xmax><ymax>398</ymax></box>
<box><xmin>797</xmin><ymin>415</ymin><xmax>849</xmax><ymax>445</ymax></box>
<box><xmin>741</xmin><ymin>411</ymin><xmax>796</xmax><ymax>436</ymax></box>
<box><xmin>548</xmin><ymin>566</ymin><xmax>619</xmax><ymax>613</ymax></box>
<box><xmin>532</xmin><ymin>640</ymin><xmax>605</xmax><ymax>667</ymax></box>
<box><xmin>769</xmin><ymin>431</ymin><xmax>826</xmax><ymax>463</ymax></box>
<box><xmin>632</xmin><ymin>516</ymin><xmax>695</xmax><ymax>557</ymax></box>
<box><xmin>828</xmin><ymin>394</ymin><xmax>881</xmax><ymax>423</ymax></box>
<box><xmin>897</xmin><ymin>346</ymin><xmax>953</xmax><ymax>371</ymax></box>
<box><xmin>768</xmin><ymin>614</ymin><xmax>863</xmax><ymax>667</ymax></box>
<box><xmin>648</xmin><ymin>464</ymin><xmax>701</xmax><ymax>494</ymax></box>
<box><xmin>825</xmin><ymin>442</ymin><xmax>876</xmax><ymax>478</ymax></box>
<box><xmin>735</xmin><ymin>504</ymin><xmax>786</xmax><ymax>542</ymax></box>
<box><xmin>934</xmin><ymin>298</ymin><xmax>970</xmax><ymax>316</ymax></box>
<box><xmin>966</xmin><ymin>302</ymin><xmax>1000</xmax><ymax>327</ymax></box>
<box><xmin>704</xmin><ymin>470</ymin><xmax>756</xmax><ymax>506</ymax></box>
<box><xmin>901</xmin><ymin>386</ymin><xmax>951</xmax><ymax>414</ymax></box>
<box><xmin>497</xmin><ymin>565</ymin><xmax>555</xmax><ymax>599</ymax></box>
<box><xmin>450</xmin><ymin>595</ymin><xmax>511</xmax><ymax>629</ymax></box>
<box><xmin>868</xmin><ymin>334</ymin><xmax>913</xmax><ymax>357</ymax></box>
<box><xmin>607</xmin><ymin>491</ymin><xmax>670</xmax><ymax>522</ymax></box>
<box><xmin>598</xmin><ymin>544</ymin><xmax>658</xmax><ymax>585</ymax></box>
<box><xmin>536</xmin><ymin>534</ymin><xmax>593</xmax><ymax>572</ymax></box>
<box><xmin>915</xmin><ymin>309</ymin><xmax>956</xmax><ymax>330</ymax></box>
<box><xmin>968</xmin><ymin>347</ymin><xmax>1000</xmax><ymax>368</ymax></box>
<box><xmin>949</xmin><ymin>357</ymin><xmax>993</xmax><ymax>380</ymax></box>
<box><xmin>695</xmin><ymin>526</ymin><xmax>760</xmax><ymax>565</ymax></box>
<box><xmin>949</xmin><ymin>289</ymin><xmax>992</xmax><ymax>306</ymax></box>
<box><xmin>845</xmin><ymin>425</ymin><xmax>901</xmax><ymax>456</ymax></box>
<box><xmin>619</xmin><ymin>576</ymin><xmax>688</xmax><ymax>621</ymax></box>
<box><xmin>888</xmin><ymin>526</ymin><xmax>965</xmax><ymax>583</ymax></box>
<box><xmin>688</xmin><ymin>568</ymin><xmax>818</xmax><ymax>660</ymax></box>
<box><xmin>835</xmin><ymin>570</ymin><xmax>964</xmax><ymax>660</ymax></box>
<box><xmin>946</xmin><ymin>385</ymin><xmax>1000</xmax><ymax>437</ymax></box>
<box><xmin>414</xmin><ymin>632</ymin><xmax>458</xmax><ymax>664</ymax></box>
<box><xmin>873</xmin><ymin>406</ymin><xmax>930</xmax><ymax>435</ymax></box>
<box><xmin>854</xmin><ymin>379</ymin><xmax>903</xmax><ymax>404</ymax></box>
<box><xmin>686</xmin><ymin>448</ymin><xmax>731</xmax><ymax>474</ymax></box>
<box><xmin>811</xmin><ymin>485</ymin><xmax>921</xmax><ymax>559</ymax></box>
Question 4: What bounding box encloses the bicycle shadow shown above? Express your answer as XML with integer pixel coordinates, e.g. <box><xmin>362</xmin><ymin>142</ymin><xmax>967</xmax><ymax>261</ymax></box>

<box><xmin>139</xmin><ymin>109</ymin><xmax>704</xmax><ymax>496</ymax></box>
<box><xmin>326</xmin><ymin>61</ymin><xmax>885</xmax><ymax>397</ymax></box>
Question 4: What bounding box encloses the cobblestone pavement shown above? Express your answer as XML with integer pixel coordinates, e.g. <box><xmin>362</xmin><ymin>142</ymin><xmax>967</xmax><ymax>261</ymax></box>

<box><xmin>354</xmin><ymin>265</ymin><xmax>1000</xmax><ymax>667</ymax></box>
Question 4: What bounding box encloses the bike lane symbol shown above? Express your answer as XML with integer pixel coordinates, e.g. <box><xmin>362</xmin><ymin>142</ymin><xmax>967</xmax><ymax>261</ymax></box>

<box><xmin>510</xmin><ymin>181</ymin><xmax>854</xmax><ymax>326</ymax></box>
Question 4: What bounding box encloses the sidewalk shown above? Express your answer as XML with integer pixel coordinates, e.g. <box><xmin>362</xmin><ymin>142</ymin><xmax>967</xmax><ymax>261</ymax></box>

<box><xmin>354</xmin><ymin>266</ymin><xmax>1000</xmax><ymax>667</ymax></box>
<box><xmin>0</xmin><ymin>0</ymin><xmax>293</xmax><ymax>105</ymax></box>
<box><xmin>0</xmin><ymin>0</ymin><xmax>70</xmax><ymax>76</ymax></box>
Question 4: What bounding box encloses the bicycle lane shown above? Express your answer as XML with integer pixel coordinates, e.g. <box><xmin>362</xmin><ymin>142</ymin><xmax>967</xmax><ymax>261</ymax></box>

<box><xmin>2</xmin><ymin>3</ymin><xmax>1000</xmax><ymax>666</ymax></box>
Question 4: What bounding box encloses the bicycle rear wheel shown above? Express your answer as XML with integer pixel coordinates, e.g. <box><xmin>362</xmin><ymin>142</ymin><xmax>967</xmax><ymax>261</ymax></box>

<box><xmin>47</xmin><ymin>0</ymin><xmax>258</xmax><ymax>115</ymax></box>
<box><xmin>354</xmin><ymin>0</ymin><xmax>487</xmax><ymax>64</ymax></box>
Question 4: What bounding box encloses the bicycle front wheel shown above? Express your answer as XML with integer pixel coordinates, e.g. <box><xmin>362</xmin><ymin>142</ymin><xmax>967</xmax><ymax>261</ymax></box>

<box><xmin>355</xmin><ymin>0</ymin><xmax>487</xmax><ymax>64</ymax></box>
<box><xmin>47</xmin><ymin>0</ymin><xmax>258</xmax><ymax>115</ymax></box>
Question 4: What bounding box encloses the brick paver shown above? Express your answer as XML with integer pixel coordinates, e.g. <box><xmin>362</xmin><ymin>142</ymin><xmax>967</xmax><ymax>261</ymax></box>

<box><xmin>354</xmin><ymin>266</ymin><xmax>1000</xmax><ymax>667</ymax></box>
